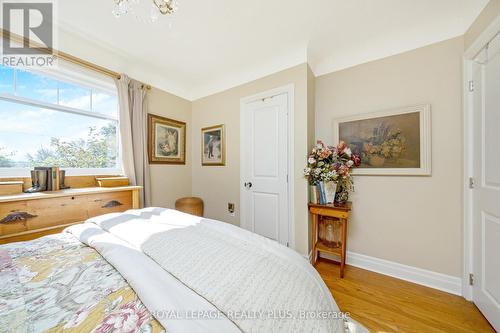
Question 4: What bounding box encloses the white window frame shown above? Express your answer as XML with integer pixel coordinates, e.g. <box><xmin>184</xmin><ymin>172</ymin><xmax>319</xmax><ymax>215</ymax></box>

<box><xmin>0</xmin><ymin>64</ymin><xmax>122</xmax><ymax>177</ymax></box>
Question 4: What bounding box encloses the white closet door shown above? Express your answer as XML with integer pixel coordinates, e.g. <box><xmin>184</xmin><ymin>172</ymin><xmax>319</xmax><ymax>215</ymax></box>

<box><xmin>241</xmin><ymin>92</ymin><xmax>289</xmax><ymax>246</ymax></box>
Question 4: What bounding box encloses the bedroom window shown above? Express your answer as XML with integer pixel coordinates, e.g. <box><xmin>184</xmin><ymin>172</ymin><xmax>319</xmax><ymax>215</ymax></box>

<box><xmin>0</xmin><ymin>64</ymin><xmax>121</xmax><ymax>177</ymax></box>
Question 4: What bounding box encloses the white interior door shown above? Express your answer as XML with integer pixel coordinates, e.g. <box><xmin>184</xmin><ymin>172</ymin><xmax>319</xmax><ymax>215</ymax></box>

<box><xmin>472</xmin><ymin>36</ymin><xmax>500</xmax><ymax>331</ymax></box>
<box><xmin>241</xmin><ymin>92</ymin><xmax>289</xmax><ymax>246</ymax></box>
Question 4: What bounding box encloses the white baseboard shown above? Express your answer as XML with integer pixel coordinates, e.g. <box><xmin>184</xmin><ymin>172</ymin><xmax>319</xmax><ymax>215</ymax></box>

<box><xmin>316</xmin><ymin>251</ymin><xmax>462</xmax><ymax>296</ymax></box>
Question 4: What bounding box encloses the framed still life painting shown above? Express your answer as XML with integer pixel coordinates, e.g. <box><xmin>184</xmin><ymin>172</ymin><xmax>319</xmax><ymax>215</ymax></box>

<box><xmin>333</xmin><ymin>104</ymin><xmax>431</xmax><ymax>176</ymax></box>
<box><xmin>201</xmin><ymin>124</ymin><xmax>225</xmax><ymax>166</ymax></box>
<box><xmin>148</xmin><ymin>114</ymin><xmax>186</xmax><ymax>164</ymax></box>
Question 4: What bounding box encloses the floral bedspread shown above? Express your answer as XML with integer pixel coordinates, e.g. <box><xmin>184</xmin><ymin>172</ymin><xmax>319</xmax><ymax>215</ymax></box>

<box><xmin>0</xmin><ymin>233</ymin><xmax>165</xmax><ymax>333</ymax></box>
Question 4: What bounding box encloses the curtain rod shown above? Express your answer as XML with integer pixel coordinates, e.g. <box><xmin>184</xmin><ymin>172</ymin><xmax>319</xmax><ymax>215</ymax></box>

<box><xmin>0</xmin><ymin>29</ymin><xmax>151</xmax><ymax>90</ymax></box>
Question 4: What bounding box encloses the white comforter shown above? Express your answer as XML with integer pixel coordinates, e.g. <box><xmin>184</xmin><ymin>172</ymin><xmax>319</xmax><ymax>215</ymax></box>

<box><xmin>65</xmin><ymin>207</ymin><xmax>346</xmax><ymax>333</ymax></box>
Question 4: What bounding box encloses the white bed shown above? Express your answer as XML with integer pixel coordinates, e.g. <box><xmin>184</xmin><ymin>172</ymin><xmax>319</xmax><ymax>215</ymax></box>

<box><xmin>1</xmin><ymin>206</ymin><xmax>368</xmax><ymax>332</ymax></box>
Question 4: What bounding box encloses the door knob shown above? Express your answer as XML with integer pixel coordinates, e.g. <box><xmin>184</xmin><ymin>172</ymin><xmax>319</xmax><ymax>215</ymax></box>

<box><xmin>244</xmin><ymin>182</ymin><xmax>253</xmax><ymax>189</ymax></box>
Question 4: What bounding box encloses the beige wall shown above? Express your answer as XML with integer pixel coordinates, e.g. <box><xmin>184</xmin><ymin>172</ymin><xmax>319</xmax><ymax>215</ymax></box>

<box><xmin>191</xmin><ymin>63</ymin><xmax>311</xmax><ymax>256</ymax></box>
<box><xmin>465</xmin><ymin>0</ymin><xmax>500</xmax><ymax>51</ymax></box>
<box><xmin>147</xmin><ymin>87</ymin><xmax>192</xmax><ymax>208</ymax></box>
<box><xmin>146</xmin><ymin>30</ymin><xmax>474</xmax><ymax>275</ymax></box>
<box><xmin>315</xmin><ymin>37</ymin><xmax>464</xmax><ymax>277</ymax></box>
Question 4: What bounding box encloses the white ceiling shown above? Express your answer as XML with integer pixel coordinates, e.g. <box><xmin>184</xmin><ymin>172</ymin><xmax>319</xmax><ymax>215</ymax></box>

<box><xmin>57</xmin><ymin>0</ymin><xmax>488</xmax><ymax>100</ymax></box>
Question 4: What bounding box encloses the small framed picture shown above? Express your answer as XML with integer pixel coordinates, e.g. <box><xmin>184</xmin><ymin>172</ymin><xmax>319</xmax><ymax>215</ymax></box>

<box><xmin>148</xmin><ymin>114</ymin><xmax>186</xmax><ymax>164</ymax></box>
<box><xmin>201</xmin><ymin>124</ymin><xmax>225</xmax><ymax>166</ymax></box>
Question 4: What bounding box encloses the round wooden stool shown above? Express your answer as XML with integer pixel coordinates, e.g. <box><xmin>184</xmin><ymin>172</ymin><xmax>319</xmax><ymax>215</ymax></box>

<box><xmin>175</xmin><ymin>197</ymin><xmax>204</xmax><ymax>217</ymax></box>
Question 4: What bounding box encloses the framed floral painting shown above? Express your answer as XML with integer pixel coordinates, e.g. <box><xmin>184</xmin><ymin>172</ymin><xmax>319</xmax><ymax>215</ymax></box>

<box><xmin>201</xmin><ymin>124</ymin><xmax>225</xmax><ymax>166</ymax></box>
<box><xmin>148</xmin><ymin>114</ymin><xmax>186</xmax><ymax>164</ymax></box>
<box><xmin>333</xmin><ymin>104</ymin><xmax>431</xmax><ymax>176</ymax></box>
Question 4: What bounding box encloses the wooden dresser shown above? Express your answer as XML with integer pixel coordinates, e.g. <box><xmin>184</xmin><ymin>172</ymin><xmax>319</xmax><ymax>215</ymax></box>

<box><xmin>0</xmin><ymin>186</ymin><xmax>141</xmax><ymax>244</ymax></box>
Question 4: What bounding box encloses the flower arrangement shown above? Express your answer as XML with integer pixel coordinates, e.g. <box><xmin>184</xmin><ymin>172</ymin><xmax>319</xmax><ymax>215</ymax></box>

<box><xmin>362</xmin><ymin>124</ymin><xmax>406</xmax><ymax>166</ymax></box>
<box><xmin>304</xmin><ymin>140</ymin><xmax>360</xmax><ymax>203</ymax></box>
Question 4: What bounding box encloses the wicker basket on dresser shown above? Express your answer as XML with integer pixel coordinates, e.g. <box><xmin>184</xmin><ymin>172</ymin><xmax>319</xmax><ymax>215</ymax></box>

<box><xmin>0</xmin><ymin>186</ymin><xmax>141</xmax><ymax>244</ymax></box>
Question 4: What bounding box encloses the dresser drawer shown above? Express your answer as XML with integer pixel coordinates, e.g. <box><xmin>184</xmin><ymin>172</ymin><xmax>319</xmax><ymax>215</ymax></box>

<box><xmin>0</xmin><ymin>225</ymin><xmax>69</xmax><ymax>245</ymax></box>
<box><xmin>87</xmin><ymin>191</ymin><xmax>133</xmax><ymax>217</ymax></box>
<box><xmin>0</xmin><ymin>201</ymin><xmax>31</xmax><ymax>236</ymax></box>
<box><xmin>0</xmin><ymin>186</ymin><xmax>140</xmax><ymax>243</ymax></box>
<box><xmin>26</xmin><ymin>195</ymin><xmax>89</xmax><ymax>230</ymax></box>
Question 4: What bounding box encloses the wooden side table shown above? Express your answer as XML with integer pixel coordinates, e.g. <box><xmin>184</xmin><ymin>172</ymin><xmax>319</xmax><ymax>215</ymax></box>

<box><xmin>309</xmin><ymin>202</ymin><xmax>352</xmax><ymax>278</ymax></box>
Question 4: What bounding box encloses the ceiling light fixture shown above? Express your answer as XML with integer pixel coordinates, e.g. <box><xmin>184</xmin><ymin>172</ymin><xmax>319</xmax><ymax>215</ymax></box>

<box><xmin>112</xmin><ymin>0</ymin><xmax>178</xmax><ymax>22</ymax></box>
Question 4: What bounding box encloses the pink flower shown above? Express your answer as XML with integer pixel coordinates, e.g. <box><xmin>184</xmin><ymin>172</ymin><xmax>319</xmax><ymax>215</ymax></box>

<box><xmin>352</xmin><ymin>154</ymin><xmax>361</xmax><ymax>167</ymax></box>
<box><xmin>338</xmin><ymin>165</ymin><xmax>349</xmax><ymax>176</ymax></box>
<box><xmin>319</xmin><ymin>149</ymin><xmax>332</xmax><ymax>159</ymax></box>
<box><xmin>337</xmin><ymin>141</ymin><xmax>347</xmax><ymax>154</ymax></box>
<box><xmin>94</xmin><ymin>302</ymin><xmax>150</xmax><ymax>333</ymax></box>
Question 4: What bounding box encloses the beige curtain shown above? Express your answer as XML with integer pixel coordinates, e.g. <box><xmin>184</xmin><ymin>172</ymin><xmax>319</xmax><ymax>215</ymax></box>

<box><xmin>129</xmin><ymin>79</ymin><xmax>151</xmax><ymax>207</ymax></box>
<box><xmin>115</xmin><ymin>74</ymin><xmax>151</xmax><ymax>207</ymax></box>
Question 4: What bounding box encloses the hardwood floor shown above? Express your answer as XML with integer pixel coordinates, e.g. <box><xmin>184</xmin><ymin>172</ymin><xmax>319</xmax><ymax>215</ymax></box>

<box><xmin>315</xmin><ymin>259</ymin><xmax>495</xmax><ymax>333</ymax></box>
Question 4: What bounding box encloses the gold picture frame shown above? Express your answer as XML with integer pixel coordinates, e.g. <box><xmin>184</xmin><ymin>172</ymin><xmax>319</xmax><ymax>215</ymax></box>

<box><xmin>148</xmin><ymin>114</ymin><xmax>186</xmax><ymax>164</ymax></box>
<box><xmin>201</xmin><ymin>124</ymin><xmax>225</xmax><ymax>166</ymax></box>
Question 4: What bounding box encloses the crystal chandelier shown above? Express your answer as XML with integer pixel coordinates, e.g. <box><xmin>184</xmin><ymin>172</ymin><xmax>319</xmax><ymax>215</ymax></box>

<box><xmin>112</xmin><ymin>0</ymin><xmax>178</xmax><ymax>21</ymax></box>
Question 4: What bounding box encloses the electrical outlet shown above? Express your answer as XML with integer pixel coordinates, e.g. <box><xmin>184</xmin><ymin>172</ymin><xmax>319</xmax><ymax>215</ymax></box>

<box><xmin>228</xmin><ymin>203</ymin><xmax>235</xmax><ymax>216</ymax></box>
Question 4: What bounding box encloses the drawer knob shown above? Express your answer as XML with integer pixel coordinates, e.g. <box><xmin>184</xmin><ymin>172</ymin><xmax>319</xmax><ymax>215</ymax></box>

<box><xmin>0</xmin><ymin>211</ymin><xmax>38</xmax><ymax>224</ymax></box>
<box><xmin>102</xmin><ymin>200</ymin><xmax>123</xmax><ymax>208</ymax></box>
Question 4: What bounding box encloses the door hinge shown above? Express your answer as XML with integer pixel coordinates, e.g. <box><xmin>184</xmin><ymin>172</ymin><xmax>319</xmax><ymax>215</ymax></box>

<box><xmin>468</xmin><ymin>80</ymin><xmax>475</xmax><ymax>92</ymax></box>
<box><xmin>286</xmin><ymin>242</ymin><xmax>289</xmax><ymax>247</ymax></box>
<box><xmin>469</xmin><ymin>273</ymin><xmax>474</xmax><ymax>286</ymax></box>
<box><xmin>469</xmin><ymin>177</ymin><xmax>475</xmax><ymax>189</ymax></box>
<box><xmin>286</xmin><ymin>174</ymin><xmax>289</xmax><ymax>183</ymax></box>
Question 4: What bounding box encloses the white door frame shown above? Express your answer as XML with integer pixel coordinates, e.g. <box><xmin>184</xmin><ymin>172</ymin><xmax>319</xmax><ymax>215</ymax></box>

<box><xmin>463</xmin><ymin>57</ymin><xmax>474</xmax><ymax>301</ymax></box>
<box><xmin>240</xmin><ymin>84</ymin><xmax>295</xmax><ymax>248</ymax></box>
<box><xmin>463</xmin><ymin>15</ymin><xmax>500</xmax><ymax>301</ymax></box>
